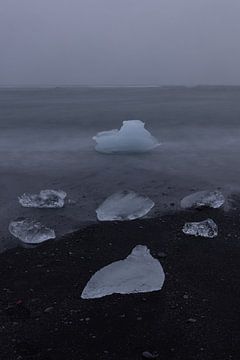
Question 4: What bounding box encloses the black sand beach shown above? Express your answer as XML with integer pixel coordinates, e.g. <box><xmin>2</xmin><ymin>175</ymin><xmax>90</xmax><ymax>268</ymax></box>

<box><xmin>0</xmin><ymin>207</ymin><xmax>239</xmax><ymax>360</ymax></box>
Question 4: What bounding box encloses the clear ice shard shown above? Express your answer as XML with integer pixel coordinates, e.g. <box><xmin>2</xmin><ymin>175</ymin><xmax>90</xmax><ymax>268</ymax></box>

<box><xmin>19</xmin><ymin>190</ymin><xmax>67</xmax><ymax>208</ymax></box>
<box><xmin>81</xmin><ymin>245</ymin><xmax>165</xmax><ymax>299</ymax></box>
<box><xmin>180</xmin><ymin>190</ymin><xmax>225</xmax><ymax>209</ymax></box>
<box><xmin>93</xmin><ymin>120</ymin><xmax>160</xmax><ymax>154</ymax></box>
<box><xmin>182</xmin><ymin>218</ymin><xmax>218</xmax><ymax>238</ymax></box>
<box><xmin>96</xmin><ymin>190</ymin><xmax>155</xmax><ymax>221</ymax></box>
<box><xmin>9</xmin><ymin>218</ymin><xmax>56</xmax><ymax>244</ymax></box>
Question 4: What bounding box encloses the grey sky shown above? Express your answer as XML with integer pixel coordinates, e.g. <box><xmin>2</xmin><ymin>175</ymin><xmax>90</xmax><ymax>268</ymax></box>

<box><xmin>1</xmin><ymin>0</ymin><xmax>240</xmax><ymax>85</ymax></box>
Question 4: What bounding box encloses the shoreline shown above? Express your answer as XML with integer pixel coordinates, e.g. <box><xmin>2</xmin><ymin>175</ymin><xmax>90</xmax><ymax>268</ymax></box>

<box><xmin>0</xmin><ymin>208</ymin><xmax>239</xmax><ymax>359</ymax></box>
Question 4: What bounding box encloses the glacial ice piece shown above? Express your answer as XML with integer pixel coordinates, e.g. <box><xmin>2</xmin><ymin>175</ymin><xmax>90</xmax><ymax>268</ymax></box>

<box><xmin>19</xmin><ymin>190</ymin><xmax>67</xmax><ymax>208</ymax></box>
<box><xmin>96</xmin><ymin>190</ymin><xmax>154</xmax><ymax>221</ymax></box>
<box><xmin>180</xmin><ymin>190</ymin><xmax>225</xmax><ymax>209</ymax></box>
<box><xmin>93</xmin><ymin>120</ymin><xmax>160</xmax><ymax>154</ymax></box>
<box><xmin>182</xmin><ymin>218</ymin><xmax>218</xmax><ymax>238</ymax></box>
<box><xmin>81</xmin><ymin>245</ymin><xmax>165</xmax><ymax>299</ymax></box>
<box><xmin>9</xmin><ymin>218</ymin><xmax>56</xmax><ymax>244</ymax></box>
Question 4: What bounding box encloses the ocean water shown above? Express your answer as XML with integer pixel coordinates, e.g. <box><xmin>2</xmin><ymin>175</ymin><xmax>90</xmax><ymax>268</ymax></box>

<box><xmin>1</xmin><ymin>86</ymin><xmax>240</xmax><ymax>252</ymax></box>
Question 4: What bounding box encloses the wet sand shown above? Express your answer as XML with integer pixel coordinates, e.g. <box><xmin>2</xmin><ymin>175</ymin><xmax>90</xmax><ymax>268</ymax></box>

<box><xmin>0</xmin><ymin>208</ymin><xmax>239</xmax><ymax>359</ymax></box>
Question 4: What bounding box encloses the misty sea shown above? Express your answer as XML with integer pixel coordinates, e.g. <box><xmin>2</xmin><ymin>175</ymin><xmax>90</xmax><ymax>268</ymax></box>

<box><xmin>1</xmin><ymin>85</ymin><xmax>240</xmax><ymax>251</ymax></box>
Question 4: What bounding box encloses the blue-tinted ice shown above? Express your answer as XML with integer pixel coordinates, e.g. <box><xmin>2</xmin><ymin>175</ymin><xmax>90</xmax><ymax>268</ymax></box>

<box><xmin>19</xmin><ymin>190</ymin><xmax>67</xmax><ymax>208</ymax></box>
<box><xmin>181</xmin><ymin>190</ymin><xmax>225</xmax><ymax>209</ymax></box>
<box><xmin>96</xmin><ymin>190</ymin><xmax>154</xmax><ymax>221</ymax></box>
<box><xmin>182</xmin><ymin>218</ymin><xmax>218</xmax><ymax>238</ymax></box>
<box><xmin>93</xmin><ymin>120</ymin><xmax>160</xmax><ymax>154</ymax></box>
<box><xmin>9</xmin><ymin>218</ymin><xmax>56</xmax><ymax>244</ymax></box>
<box><xmin>81</xmin><ymin>245</ymin><xmax>165</xmax><ymax>299</ymax></box>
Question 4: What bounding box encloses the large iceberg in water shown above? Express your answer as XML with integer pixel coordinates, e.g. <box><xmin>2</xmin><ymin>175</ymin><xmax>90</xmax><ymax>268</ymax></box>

<box><xmin>9</xmin><ymin>218</ymin><xmax>56</xmax><ymax>244</ymax></box>
<box><xmin>180</xmin><ymin>190</ymin><xmax>225</xmax><ymax>209</ymax></box>
<box><xmin>182</xmin><ymin>218</ymin><xmax>218</xmax><ymax>238</ymax></box>
<box><xmin>19</xmin><ymin>190</ymin><xmax>67</xmax><ymax>208</ymax></box>
<box><xmin>93</xmin><ymin>120</ymin><xmax>160</xmax><ymax>154</ymax></box>
<box><xmin>81</xmin><ymin>245</ymin><xmax>165</xmax><ymax>299</ymax></box>
<box><xmin>96</xmin><ymin>190</ymin><xmax>155</xmax><ymax>221</ymax></box>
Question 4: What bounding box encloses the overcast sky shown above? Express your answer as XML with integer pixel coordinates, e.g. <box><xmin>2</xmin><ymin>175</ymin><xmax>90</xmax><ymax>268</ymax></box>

<box><xmin>1</xmin><ymin>0</ymin><xmax>240</xmax><ymax>85</ymax></box>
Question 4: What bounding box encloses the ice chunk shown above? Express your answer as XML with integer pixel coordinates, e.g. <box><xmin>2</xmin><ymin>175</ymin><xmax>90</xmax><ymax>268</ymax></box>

<box><xmin>142</xmin><ymin>352</ymin><xmax>159</xmax><ymax>359</ymax></box>
<box><xmin>96</xmin><ymin>190</ymin><xmax>154</xmax><ymax>221</ymax></box>
<box><xmin>9</xmin><ymin>218</ymin><xmax>56</xmax><ymax>244</ymax></box>
<box><xmin>182</xmin><ymin>218</ymin><xmax>218</xmax><ymax>238</ymax></box>
<box><xmin>93</xmin><ymin>120</ymin><xmax>160</xmax><ymax>154</ymax></box>
<box><xmin>19</xmin><ymin>190</ymin><xmax>67</xmax><ymax>208</ymax></box>
<box><xmin>81</xmin><ymin>245</ymin><xmax>165</xmax><ymax>299</ymax></box>
<box><xmin>180</xmin><ymin>190</ymin><xmax>225</xmax><ymax>209</ymax></box>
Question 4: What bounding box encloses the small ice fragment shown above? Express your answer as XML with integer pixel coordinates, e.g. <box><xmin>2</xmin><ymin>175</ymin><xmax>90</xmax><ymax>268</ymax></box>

<box><xmin>93</xmin><ymin>120</ymin><xmax>160</xmax><ymax>154</ymax></box>
<box><xmin>19</xmin><ymin>190</ymin><xmax>67</xmax><ymax>208</ymax></box>
<box><xmin>180</xmin><ymin>190</ymin><xmax>225</xmax><ymax>209</ymax></box>
<box><xmin>81</xmin><ymin>245</ymin><xmax>165</xmax><ymax>299</ymax></box>
<box><xmin>182</xmin><ymin>218</ymin><xmax>218</xmax><ymax>238</ymax></box>
<box><xmin>96</xmin><ymin>190</ymin><xmax>154</xmax><ymax>221</ymax></box>
<box><xmin>142</xmin><ymin>351</ymin><xmax>159</xmax><ymax>359</ymax></box>
<box><xmin>187</xmin><ymin>318</ymin><xmax>197</xmax><ymax>323</ymax></box>
<box><xmin>9</xmin><ymin>218</ymin><xmax>56</xmax><ymax>244</ymax></box>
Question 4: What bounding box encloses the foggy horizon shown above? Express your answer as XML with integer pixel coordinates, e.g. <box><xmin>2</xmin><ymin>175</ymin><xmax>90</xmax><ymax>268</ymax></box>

<box><xmin>3</xmin><ymin>83</ymin><xmax>240</xmax><ymax>88</ymax></box>
<box><xmin>1</xmin><ymin>0</ymin><xmax>240</xmax><ymax>86</ymax></box>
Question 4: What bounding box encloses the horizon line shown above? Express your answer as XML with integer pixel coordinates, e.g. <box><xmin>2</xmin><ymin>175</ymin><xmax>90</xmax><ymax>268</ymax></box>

<box><xmin>1</xmin><ymin>84</ymin><xmax>240</xmax><ymax>89</ymax></box>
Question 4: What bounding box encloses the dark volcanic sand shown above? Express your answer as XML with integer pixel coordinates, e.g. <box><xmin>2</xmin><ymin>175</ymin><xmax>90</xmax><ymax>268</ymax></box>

<box><xmin>0</xmin><ymin>209</ymin><xmax>240</xmax><ymax>360</ymax></box>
